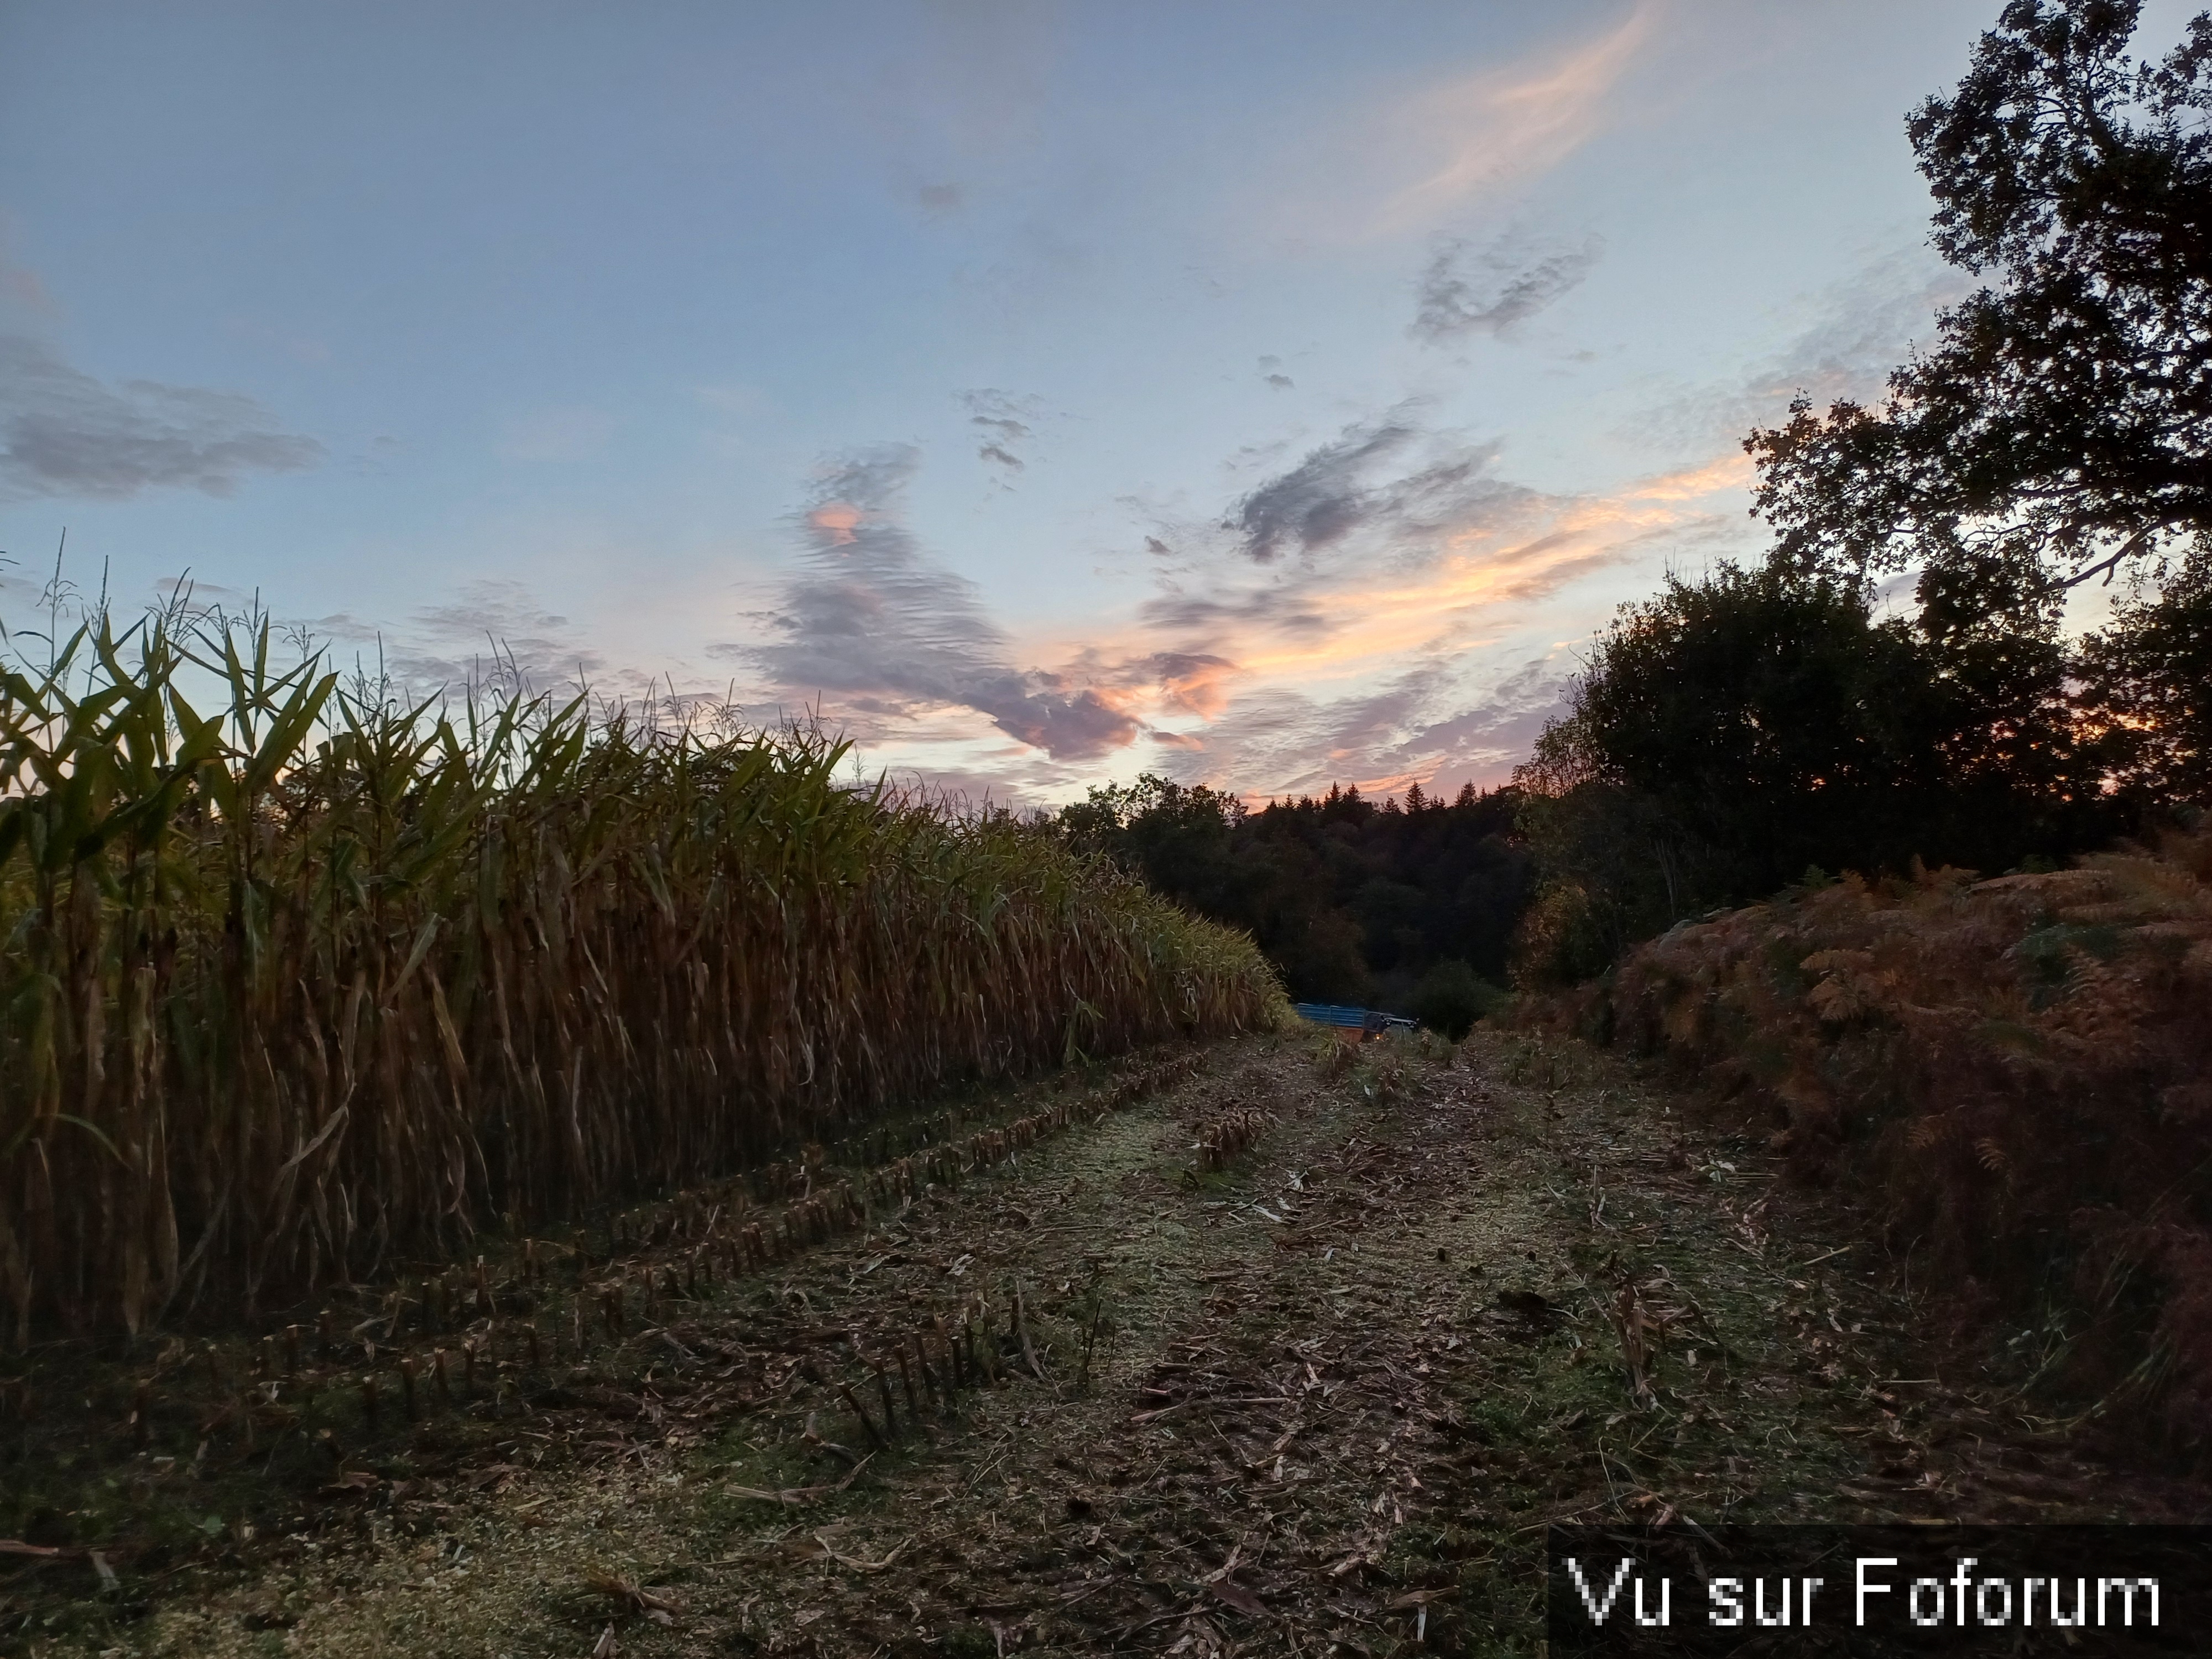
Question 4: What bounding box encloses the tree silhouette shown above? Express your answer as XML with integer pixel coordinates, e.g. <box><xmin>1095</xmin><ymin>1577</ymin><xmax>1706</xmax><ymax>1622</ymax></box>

<box><xmin>1750</xmin><ymin>1</ymin><xmax>2212</xmax><ymax>617</ymax></box>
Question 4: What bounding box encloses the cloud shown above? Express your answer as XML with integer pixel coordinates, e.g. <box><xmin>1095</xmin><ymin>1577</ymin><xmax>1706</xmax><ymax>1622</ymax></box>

<box><xmin>917</xmin><ymin>181</ymin><xmax>964</xmax><ymax>215</ymax></box>
<box><xmin>1223</xmin><ymin>410</ymin><xmax>1528</xmax><ymax>567</ymax></box>
<box><xmin>1371</xmin><ymin>4</ymin><xmax>1654</xmax><ymax>236</ymax></box>
<box><xmin>1636</xmin><ymin>246</ymin><xmax>1966</xmax><ymax>452</ymax></box>
<box><xmin>1229</xmin><ymin>418</ymin><xmax>1418</xmax><ymax>562</ymax></box>
<box><xmin>1103</xmin><ymin>432</ymin><xmax>1756</xmax><ymax>799</ymax></box>
<box><xmin>960</xmin><ymin>388</ymin><xmax>1039</xmax><ymax>478</ymax></box>
<box><xmin>709</xmin><ymin>419</ymin><xmax>1754</xmax><ymax>801</ymax></box>
<box><xmin>1412</xmin><ymin>231</ymin><xmax>1603</xmax><ymax>342</ymax></box>
<box><xmin>0</xmin><ymin>248</ymin><xmax>56</xmax><ymax>316</ymax></box>
<box><xmin>376</xmin><ymin>579</ymin><xmax>608</xmax><ymax>693</ymax></box>
<box><xmin>0</xmin><ymin>333</ymin><xmax>322</xmax><ymax>502</ymax></box>
<box><xmin>729</xmin><ymin>447</ymin><xmax>1141</xmax><ymax>761</ymax></box>
<box><xmin>1147</xmin><ymin>651</ymin><xmax>1575</xmax><ymax>803</ymax></box>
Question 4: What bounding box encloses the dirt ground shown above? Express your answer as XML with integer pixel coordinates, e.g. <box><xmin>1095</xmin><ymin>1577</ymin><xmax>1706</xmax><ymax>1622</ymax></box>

<box><xmin>8</xmin><ymin>1024</ymin><xmax>2209</xmax><ymax>1658</ymax></box>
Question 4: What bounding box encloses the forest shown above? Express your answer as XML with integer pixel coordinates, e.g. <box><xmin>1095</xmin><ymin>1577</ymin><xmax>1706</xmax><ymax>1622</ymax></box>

<box><xmin>1051</xmin><ymin>775</ymin><xmax>1532</xmax><ymax>1032</ymax></box>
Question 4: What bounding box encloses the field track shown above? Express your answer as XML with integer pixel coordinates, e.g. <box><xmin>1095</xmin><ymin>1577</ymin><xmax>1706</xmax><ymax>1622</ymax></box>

<box><xmin>14</xmin><ymin>1027</ymin><xmax>2211</xmax><ymax>1658</ymax></box>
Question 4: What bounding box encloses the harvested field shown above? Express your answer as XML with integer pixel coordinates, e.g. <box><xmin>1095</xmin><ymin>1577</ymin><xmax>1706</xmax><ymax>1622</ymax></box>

<box><xmin>9</xmin><ymin>1025</ymin><xmax>2205</xmax><ymax>1657</ymax></box>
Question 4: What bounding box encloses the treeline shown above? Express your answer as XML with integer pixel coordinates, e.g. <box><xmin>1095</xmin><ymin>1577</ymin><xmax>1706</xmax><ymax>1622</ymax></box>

<box><xmin>1051</xmin><ymin>775</ymin><xmax>1533</xmax><ymax>1035</ymax></box>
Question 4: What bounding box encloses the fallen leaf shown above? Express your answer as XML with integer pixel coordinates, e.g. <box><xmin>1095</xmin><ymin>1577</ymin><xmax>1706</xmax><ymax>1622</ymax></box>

<box><xmin>1387</xmin><ymin>1588</ymin><xmax>1453</xmax><ymax>1609</ymax></box>
<box><xmin>1207</xmin><ymin>1579</ymin><xmax>1270</xmax><ymax>1619</ymax></box>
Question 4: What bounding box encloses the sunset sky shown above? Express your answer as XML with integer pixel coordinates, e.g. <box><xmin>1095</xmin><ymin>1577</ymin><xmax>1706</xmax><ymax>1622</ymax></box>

<box><xmin>0</xmin><ymin>0</ymin><xmax>2119</xmax><ymax>804</ymax></box>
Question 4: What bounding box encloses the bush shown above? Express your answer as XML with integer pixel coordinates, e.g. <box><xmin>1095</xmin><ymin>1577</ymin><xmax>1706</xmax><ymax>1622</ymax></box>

<box><xmin>1409</xmin><ymin>958</ymin><xmax>1503</xmax><ymax>1040</ymax></box>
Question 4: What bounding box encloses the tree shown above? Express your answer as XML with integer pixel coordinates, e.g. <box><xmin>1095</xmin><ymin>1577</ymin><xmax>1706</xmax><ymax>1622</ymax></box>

<box><xmin>2077</xmin><ymin>549</ymin><xmax>2212</xmax><ymax>802</ymax></box>
<box><xmin>1512</xmin><ymin>562</ymin><xmax>2110</xmax><ymax>982</ymax></box>
<box><xmin>1408</xmin><ymin>959</ymin><xmax>1500</xmax><ymax>1041</ymax></box>
<box><xmin>1750</xmin><ymin>1</ymin><xmax>2212</xmax><ymax>613</ymax></box>
<box><xmin>1049</xmin><ymin>774</ymin><xmax>1534</xmax><ymax>1003</ymax></box>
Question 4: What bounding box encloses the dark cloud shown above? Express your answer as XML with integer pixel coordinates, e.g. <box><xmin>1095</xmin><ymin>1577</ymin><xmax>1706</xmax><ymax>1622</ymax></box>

<box><xmin>1411</xmin><ymin>232</ymin><xmax>1603</xmax><ymax>343</ymax></box>
<box><xmin>727</xmin><ymin>448</ymin><xmax>1139</xmax><ymax>761</ymax></box>
<box><xmin>1140</xmin><ymin>584</ymin><xmax>1334</xmax><ymax>640</ymax></box>
<box><xmin>960</xmin><ymin>389</ymin><xmax>1039</xmax><ymax>478</ymax></box>
<box><xmin>1125</xmin><ymin>412</ymin><xmax>1556</xmax><ymax>656</ymax></box>
<box><xmin>1224</xmin><ymin>411</ymin><xmax>1524</xmax><ymax>566</ymax></box>
<box><xmin>1153</xmin><ymin>654</ymin><xmax>1572</xmax><ymax>802</ymax></box>
<box><xmin>1265</xmin><ymin>374</ymin><xmax>1295</xmax><ymax>390</ymax></box>
<box><xmin>0</xmin><ymin>333</ymin><xmax>322</xmax><ymax>501</ymax></box>
<box><xmin>917</xmin><ymin>182</ymin><xmax>964</xmax><ymax>215</ymax></box>
<box><xmin>1149</xmin><ymin>669</ymin><xmax>1444</xmax><ymax>798</ymax></box>
<box><xmin>1228</xmin><ymin>416</ymin><xmax>1420</xmax><ymax>561</ymax></box>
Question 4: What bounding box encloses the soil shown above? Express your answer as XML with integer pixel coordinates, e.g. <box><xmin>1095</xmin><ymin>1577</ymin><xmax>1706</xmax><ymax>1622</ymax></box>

<box><xmin>6</xmin><ymin>1025</ymin><xmax>2207</xmax><ymax>1657</ymax></box>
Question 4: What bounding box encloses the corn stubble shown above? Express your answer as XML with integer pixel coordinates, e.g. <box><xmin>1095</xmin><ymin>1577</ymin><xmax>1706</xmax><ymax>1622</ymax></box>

<box><xmin>0</xmin><ymin>613</ymin><xmax>1282</xmax><ymax>1339</ymax></box>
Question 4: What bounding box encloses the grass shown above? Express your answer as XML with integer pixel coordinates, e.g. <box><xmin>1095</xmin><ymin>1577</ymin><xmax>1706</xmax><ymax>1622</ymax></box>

<box><xmin>0</xmin><ymin>601</ymin><xmax>1285</xmax><ymax>1342</ymax></box>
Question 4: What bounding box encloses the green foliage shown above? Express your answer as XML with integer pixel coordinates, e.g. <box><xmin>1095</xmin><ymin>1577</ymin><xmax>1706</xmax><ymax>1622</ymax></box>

<box><xmin>1050</xmin><ymin>773</ymin><xmax>1535</xmax><ymax>1008</ymax></box>
<box><xmin>0</xmin><ymin>606</ymin><xmax>1284</xmax><ymax>1337</ymax></box>
<box><xmin>1511</xmin><ymin>562</ymin><xmax>2112</xmax><ymax>983</ymax></box>
<box><xmin>1407</xmin><ymin>958</ymin><xmax>1501</xmax><ymax>1040</ymax></box>
<box><xmin>1749</xmin><ymin>0</ymin><xmax>2212</xmax><ymax>608</ymax></box>
<box><xmin>2077</xmin><ymin>549</ymin><xmax>2212</xmax><ymax>806</ymax></box>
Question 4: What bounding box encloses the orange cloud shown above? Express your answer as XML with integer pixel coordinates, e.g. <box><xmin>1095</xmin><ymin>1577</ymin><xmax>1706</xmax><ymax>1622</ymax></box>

<box><xmin>807</xmin><ymin>501</ymin><xmax>863</xmax><ymax>545</ymax></box>
<box><xmin>1626</xmin><ymin>451</ymin><xmax>1755</xmax><ymax>502</ymax></box>
<box><xmin>1032</xmin><ymin>441</ymin><xmax>1753</xmax><ymax>722</ymax></box>
<box><xmin>1375</xmin><ymin>4</ymin><xmax>1656</xmax><ymax>236</ymax></box>
<box><xmin>1158</xmin><ymin>655</ymin><xmax>1239</xmax><ymax>718</ymax></box>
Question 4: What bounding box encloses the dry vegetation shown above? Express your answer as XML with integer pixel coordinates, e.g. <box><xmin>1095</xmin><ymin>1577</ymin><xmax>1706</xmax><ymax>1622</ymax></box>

<box><xmin>12</xmin><ymin>1026</ymin><xmax>2203</xmax><ymax>1657</ymax></box>
<box><xmin>1567</xmin><ymin>828</ymin><xmax>2212</xmax><ymax>1453</ymax></box>
<box><xmin>0</xmin><ymin>612</ymin><xmax>1282</xmax><ymax>1340</ymax></box>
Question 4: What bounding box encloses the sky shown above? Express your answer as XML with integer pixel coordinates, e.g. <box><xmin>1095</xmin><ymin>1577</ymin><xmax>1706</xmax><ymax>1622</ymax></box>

<box><xmin>2</xmin><ymin>0</ymin><xmax>2165</xmax><ymax>806</ymax></box>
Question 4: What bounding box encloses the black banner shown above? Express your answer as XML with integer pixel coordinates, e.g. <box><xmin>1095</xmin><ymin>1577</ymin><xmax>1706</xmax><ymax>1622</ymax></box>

<box><xmin>1546</xmin><ymin>1526</ymin><xmax>2207</xmax><ymax>1655</ymax></box>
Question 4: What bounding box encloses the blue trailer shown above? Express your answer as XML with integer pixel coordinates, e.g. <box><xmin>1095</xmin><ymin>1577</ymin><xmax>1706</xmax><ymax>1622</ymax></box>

<box><xmin>1292</xmin><ymin>1003</ymin><xmax>1419</xmax><ymax>1037</ymax></box>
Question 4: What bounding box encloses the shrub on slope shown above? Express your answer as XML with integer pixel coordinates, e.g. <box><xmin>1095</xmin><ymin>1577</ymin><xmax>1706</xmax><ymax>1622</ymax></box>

<box><xmin>1593</xmin><ymin>832</ymin><xmax>2212</xmax><ymax>1451</ymax></box>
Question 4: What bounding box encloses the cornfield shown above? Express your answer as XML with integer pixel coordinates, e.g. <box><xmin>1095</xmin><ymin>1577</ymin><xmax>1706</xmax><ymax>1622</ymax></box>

<box><xmin>0</xmin><ymin>609</ymin><xmax>1285</xmax><ymax>1339</ymax></box>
